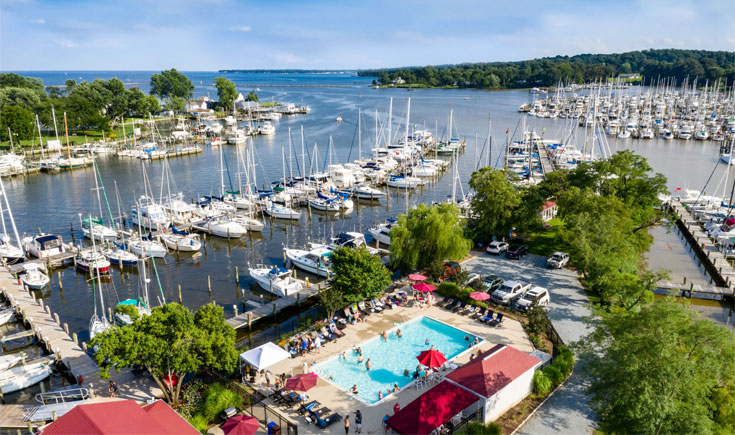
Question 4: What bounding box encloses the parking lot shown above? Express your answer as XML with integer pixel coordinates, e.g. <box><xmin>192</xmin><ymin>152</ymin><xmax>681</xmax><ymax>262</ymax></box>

<box><xmin>462</xmin><ymin>251</ymin><xmax>598</xmax><ymax>434</ymax></box>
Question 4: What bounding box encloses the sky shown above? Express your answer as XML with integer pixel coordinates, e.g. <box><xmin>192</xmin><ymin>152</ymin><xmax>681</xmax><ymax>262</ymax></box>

<box><xmin>1</xmin><ymin>0</ymin><xmax>733</xmax><ymax>71</ymax></box>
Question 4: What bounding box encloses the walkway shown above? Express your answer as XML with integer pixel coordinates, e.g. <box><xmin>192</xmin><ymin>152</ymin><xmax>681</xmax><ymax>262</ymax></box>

<box><xmin>462</xmin><ymin>253</ymin><xmax>597</xmax><ymax>434</ymax></box>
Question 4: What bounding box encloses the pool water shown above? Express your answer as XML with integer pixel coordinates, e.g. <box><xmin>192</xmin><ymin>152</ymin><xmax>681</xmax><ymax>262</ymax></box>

<box><xmin>316</xmin><ymin>316</ymin><xmax>480</xmax><ymax>404</ymax></box>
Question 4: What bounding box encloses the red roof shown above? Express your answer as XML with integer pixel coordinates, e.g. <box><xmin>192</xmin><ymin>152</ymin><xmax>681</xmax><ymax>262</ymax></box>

<box><xmin>447</xmin><ymin>344</ymin><xmax>541</xmax><ymax>398</ymax></box>
<box><xmin>386</xmin><ymin>381</ymin><xmax>479</xmax><ymax>435</ymax></box>
<box><xmin>40</xmin><ymin>399</ymin><xmax>199</xmax><ymax>435</ymax></box>
<box><xmin>542</xmin><ymin>201</ymin><xmax>557</xmax><ymax>210</ymax></box>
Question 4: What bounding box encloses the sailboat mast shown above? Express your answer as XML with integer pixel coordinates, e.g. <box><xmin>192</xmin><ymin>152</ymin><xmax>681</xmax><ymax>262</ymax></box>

<box><xmin>358</xmin><ymin>108</ymin><xmax>362</xmax><ymax>161</ymax></box>
<box><xmin>487</xmin><ymin>117</ymin><xmax>492</xmax><ymax>168</ymax></box>
<box><xmin>388</xmin><ymin>97</ymin><xmax>393</xmax><ymax>147</ymax></box>
<box><xmin>0</xmin><ymin>177</ymin><xmax>22</xmax><ymax>253</ymax></box>
<box><xmin>63</xmin><ymin>112</ymin><xmax>71</xmax><ymax>158</ymax></box>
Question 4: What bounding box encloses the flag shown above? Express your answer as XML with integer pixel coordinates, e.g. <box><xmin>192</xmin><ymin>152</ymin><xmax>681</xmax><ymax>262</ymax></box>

<box><xmin>675</xmin><ymin>187</ymin><xmax>682</xmax><ymax>191</ymax></box>
<box><xmin>505</xmin><ymin>128</ymin><xmax>509</xmax><ymax>134</ymax></box>
<box><xmin>542</xmin><ymin>127</ymin><xmax>546</xmax><ymax>131</ymax></box>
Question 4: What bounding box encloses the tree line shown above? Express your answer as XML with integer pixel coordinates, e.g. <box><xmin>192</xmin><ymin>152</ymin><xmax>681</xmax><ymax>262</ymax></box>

<box><xmin>358</xmin><ymin>49</ymin><xmax>735</xmax><ymax>89</ymax></box>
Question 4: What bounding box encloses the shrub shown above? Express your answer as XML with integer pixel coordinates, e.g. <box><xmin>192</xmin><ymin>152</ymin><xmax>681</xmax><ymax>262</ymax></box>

<box><xmin>551</xmin><ymin>347</ymin><xmax>574</xmax><ymax>378</ymax></box>
<box><xmin>543</xmin><ymin>365</ymin><xmax>564</xmax><ymax>386</ymax></box>
<box><xmin>188</xmin><ymin>414</ymin><xmax>209</xmax><ymax>434</ymax></box>
<box><xmin>437</xmin><ymin>282</ymin><xmax>461</xmax><ymax>298</ymax></box>
<box><xmin>114</xmin><ymin>304</ymin><xmax>140</xmax><ymax>323</ymax></box>
<box><xmin>533</xmin><ymin>370</ymin><xmax>553</xmax><ymax>396</ymax></box>
<box><xmin>457</xmin><ymin>421</ymin><xmax>502</xmax><ymax>435</ymax></box>
<box><xmin>200</xmin><ymin>383</ymin><xmax>244</xmax><ymax>421</ymax></box>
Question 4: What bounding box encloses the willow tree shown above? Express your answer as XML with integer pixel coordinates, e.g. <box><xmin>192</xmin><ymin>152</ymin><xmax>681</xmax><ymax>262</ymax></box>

<box><xmin>90</xmin><ymin>303</ymin><xmax>238</xmax><ymax>405</ymax></box>
<box><xmin>389</xmin><ymin>203</ymin><xmax>471</xmax><ymax>274</ymax></box>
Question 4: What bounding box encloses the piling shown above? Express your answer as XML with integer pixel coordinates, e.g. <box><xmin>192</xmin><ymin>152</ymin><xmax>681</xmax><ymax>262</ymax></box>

<box><xmin>178</xmin><ymin>284</ymin><xmax>183</xmax><ymax>304</ymax></box>
<box><xmin>208</xmin><ymin>275</ymin><xmax>212</xmax><ymax>302</ymax></box>
<box><xmin>232</xmin><ymin>304</ymin><xmax>238</xmax><ymax>316</ymax></box>
<box><xmin>63</xmin><ymin>323</ymin><xmax>69</xmax><ymax>335</ymax></box>
<box><xmin>72</xmin><ymin>332</ymin><xmax>78</xmax><ymax>346</ymax></box>
<box><xmin>235</xmin><ymin>266</ymin><xmax>239</xmax><ymax>285</ymax></box>
<box><xmin>58</xmin><ymin>272</ymin><xmax>63</xmax><ymax>291</ymax></box>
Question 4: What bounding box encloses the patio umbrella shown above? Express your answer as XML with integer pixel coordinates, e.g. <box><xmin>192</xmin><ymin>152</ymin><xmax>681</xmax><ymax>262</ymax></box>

<box><xmin>222</xmin><ymin>415</ymin><xmax>259</xmax><ymax>435</ymax></box>
<box><xmin>408</xmin><ymin>273</ymin><xmax>427</xmax><ymax>281</ymax></box>
<box><xmin>285</xmin><ymin>373</ymin><xmax>319</xmax><ymax>392</ymax></box>
<box><xmin>417</xmin><ymin>349</ymin><xmax>447</xmax><ymax>368</ymax></box>
<box><xmin>469</xmin><ymin>291</ymin><xmax>490</xmax><ymax>301</ymax></box>
<box><xmin>412</xmin><ymin>283</ymin><xmax>436</xmax><ymax>292</ymax></box>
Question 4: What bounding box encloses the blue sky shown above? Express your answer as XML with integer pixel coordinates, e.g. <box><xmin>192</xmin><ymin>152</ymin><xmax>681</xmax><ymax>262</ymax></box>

<box><xmin>1</xmin><ymin>0</ymin><xmax>733</xmax><ymax>71</ymax></box>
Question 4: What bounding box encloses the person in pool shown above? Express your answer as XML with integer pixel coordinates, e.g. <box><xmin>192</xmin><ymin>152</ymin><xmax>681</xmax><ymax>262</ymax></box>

<box><xmin>396</xmin><ymin>329</ymin><xmax>402</xmax><ymax>338</ymax></box>
<box><xmin>393</xmin><ymin>383</ymin><xmax>399</xmax><ymax>392</ymax></box>
<box><xmin>357</xmin><ymin>354</ymin><xmax>364</xmax><ymax>363</ymax></box>
<box><xmin>381</xmin><ymin>331</ymin><xmax>388</xmax><ymax>340</ymax></box>
<box><xmin>352</xmin><ymin>384</ymin><xmax>358</xmax><ymax>394</ymax></box>
<box><xmin>404</xmin><ymin>369</ymin><xmax>410</xmax><ymax>377</ymax></box>
<box><xmin>464</xmin><ymin>334</ymin><xmax>470</xmax><ymax>341</ymax></box>
<box><xmin>425</xmin><ymin>338</ymin><xmax>430</xmax><ymax>345</ymax></box>
<box><xmin>366</xmin><ymin>359</ymin><xmax>372</xmax><ymax>370</ymax></box>
<box><xmin>378</xmin><ymin>391</ymin><xmax>383</xmax><ymax>400</ymax></box>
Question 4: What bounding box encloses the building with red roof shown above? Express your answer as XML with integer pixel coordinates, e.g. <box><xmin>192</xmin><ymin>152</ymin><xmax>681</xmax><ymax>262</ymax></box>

<box><xmin>447</xmin><ymin>344</ymin><xmax>542</xmax><ymax>422</ymax></box>
<box><xmin>39</xmin><ymin>399</ymin><xmax>199</xmax><ymax>435</ymax></box>
<box><xmin>541</xmin><ymin>200</ymin><xmax>558</xmax><ymax>222</ymax></box>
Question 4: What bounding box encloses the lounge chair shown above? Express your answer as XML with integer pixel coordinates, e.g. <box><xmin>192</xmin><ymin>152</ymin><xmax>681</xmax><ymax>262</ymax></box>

<box><xmin>298</xmin><ymin>400</ymin><xmax>320</xmax><ymax>416</ymax></box>
<box><xmin>481</xmin><ymin>310</ymin><xmax>495</xmax><ymax>323</ymax></box>
<box><xmin>373</xmin><ymin>298</ymin><xmax>385</xmax><ymax>308</ymax></box>
<box><xmin>319</xmin><ymin>327</ymin><xmax>335</xmax><ymax>341</ymax></box>
<box><xmin>379</xmin><ymin>297</ymin><xmax>394</xmax><ymax>309</ymax></box>
<box><xmin>488</xmin><ymin>313</ymin><xmax>504</xmax><ymax>326</ymax></box>
<box><xmin>369</xmin><ymin>300</ymin><xmax>383</xmax><ymax>313</ymax></box>
<box><xmin>444</xmin><ymin>298</ymin><xmax>458</xmax><ymax>310</ymax></box>
<box><xmin>343</xmin><ymin>308</ymin><xmax>354</xmax><ymax>323</ymax></box>
<box><xmin>357</xmin><ymin>302</ymin><xmax>372</xmax><ymax>316</ymax></box>
<box><xmin>452</xmin><ymin>301</ymin><xmax>466</xmax><ymax>313</ymax></box>
<box><xmin>328</xmin><ymin>322</ymin><xmax>345</xmax><ymax>337</ymax></box>
<box><xmin>316</xmin><ymin>412</ymin><xmax>342</xmax><ymax>429</ymax></box>
<box><xmin>472</xmin><ymin>307</ymin><xmax>486</xmax><ymax>319</ymax></box>
<box><xmin>465</xmin><ymin>306</ymin><xmax>476</xmax><ymax>315</ymax></box>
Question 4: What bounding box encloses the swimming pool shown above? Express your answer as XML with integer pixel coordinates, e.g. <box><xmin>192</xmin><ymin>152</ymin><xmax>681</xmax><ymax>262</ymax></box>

<box><xmin>316</xmin><ymin>316</ymin><xmax>481</xmax><ymax>404</ymax></box>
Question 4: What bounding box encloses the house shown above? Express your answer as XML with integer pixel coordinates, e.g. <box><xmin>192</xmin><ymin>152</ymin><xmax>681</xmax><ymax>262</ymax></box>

<box><xmin>392</xmin><ymin>77</ymin><xmax>406</xmax><ymax>85</ymax></box>
<box><xmin>446</xmin><ymin>344</ymin><xmax>542</xmax><ymax>423</ymax></box>
<box><xmin>541</xmin><ymin>200</ymin><xmax>557</xmax><ymax>222</ymax></box>
<box><xmin>39</xmin><ymin>399</ymin><xmax>199</xmax><ymax>434</ymax></box>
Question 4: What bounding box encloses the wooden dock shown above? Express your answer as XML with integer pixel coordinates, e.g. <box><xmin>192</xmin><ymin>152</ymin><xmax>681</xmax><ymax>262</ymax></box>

<box><xmin>535</xmin><ymin>142</ymin><xmax>555</xmax><ymax>175</ymax></box>
<box><xmin>0</xmin><ymin>267</ymin><xmax>160</xmax><ymax>428</ymax></box>
<box><xmin>226</xmin><ymin>280</ymin><xmax>328</xmax><ymax>329</ymax></box>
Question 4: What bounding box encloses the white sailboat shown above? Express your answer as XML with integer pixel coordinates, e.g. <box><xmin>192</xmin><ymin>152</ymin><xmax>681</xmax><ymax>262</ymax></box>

<box><xmin>248</xmin><ymin>264</ymin><xmax>304</xmax><ymax>297</ymax></box>
<box><xmin>0</xmin><ymin>176</ymin><xmax>24</xmax><ymax>264</ymax></box>
<box><xmin>160</xmin><ymin>226</ymin><xmax>202</xmax><ymax>252</ymax></box>
<box><xmin>264</xmin><ymin>200</ymin><xmax>301</xmax><ymax>220</ymax></box>
<box><xmin>0</xmin><ymin>359</ymin><xmax>53</xmax><ymax>394</ymax></box>
<box><xmin>0</xmin><ymin>306</ymin><xmax>16</xmax><ymax>326</ymax></box>
<box><xmin>368</xmin><ymin>218</ymin><xmax>396</xmax><ymax>246</ymax></box>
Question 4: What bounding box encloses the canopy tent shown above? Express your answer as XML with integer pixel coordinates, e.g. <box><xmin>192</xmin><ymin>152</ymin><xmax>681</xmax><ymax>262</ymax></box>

<box><xmin>386</xmin><ymin>381</ymin><xmax>479</xmax><ymax>435</ymax></box>
<box><xmin>239</xmin><ymin>342</ymin><xmax>291</xmax><ymax>371</ymax></box>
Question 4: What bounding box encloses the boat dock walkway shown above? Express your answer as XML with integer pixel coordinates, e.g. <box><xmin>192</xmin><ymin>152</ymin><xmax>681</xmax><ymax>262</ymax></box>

<box><xmin>226</xmin><ymin>280</ymin><xmax>328</xmax><ymax>329</ymax></box>
<box><xmin>536</xmin><ymin>142</ymin><xmax>555</xmax><ymax>175</ymax></box>
<box><xmin>0</xmin><ymin>268</ymin><xmax>160</xmax><ymax>429</ymax></box>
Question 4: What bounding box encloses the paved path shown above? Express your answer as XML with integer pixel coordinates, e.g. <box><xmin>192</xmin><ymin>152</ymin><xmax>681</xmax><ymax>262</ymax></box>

<box><xmin>462</xmin><ymin>253</ymin><xmax>597</xmax><ymax>434</ymax></box>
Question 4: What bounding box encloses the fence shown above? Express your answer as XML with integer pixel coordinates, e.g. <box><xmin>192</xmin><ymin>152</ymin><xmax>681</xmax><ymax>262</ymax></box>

<box><xmin>448</xmin><ymin>407</ymin><xmax>484</xmax><ymax>433</ymax></box>
<box><xmin>208</xmin><ymin>371</ymin><xmax>298</xmax><ymax>435</ymax></box>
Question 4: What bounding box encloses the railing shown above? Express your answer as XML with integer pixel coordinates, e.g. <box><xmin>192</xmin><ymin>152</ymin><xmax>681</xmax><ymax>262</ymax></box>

<box><xmin>448</xmin><ymin>408</ymin><xmax>484</xmax><ymax>433</ymax></box>
<box><xmin>208</xmin><ymin>371</ymin><xmax>298</xmax><ymax>435</ymax></box>
<box><xmin>35</xmin><ymin>387</ymin><xmax>91</xmax><ymax>405</ymax></box>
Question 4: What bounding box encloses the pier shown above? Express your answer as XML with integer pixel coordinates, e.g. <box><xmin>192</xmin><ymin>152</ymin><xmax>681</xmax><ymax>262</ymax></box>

<box><xmin>0</xmin><ymin>267</ymin><xmax>160</xmax><ymax>428</ymax></box>
<box><xmin>535</xmin><ymin>141</ymin><xmax>555</xmax><ymax>175</ymax></box>
<box><xmin>226</xmin><ymin>280</ymin><xmax>329</xmax><ymax>329</ymax></box>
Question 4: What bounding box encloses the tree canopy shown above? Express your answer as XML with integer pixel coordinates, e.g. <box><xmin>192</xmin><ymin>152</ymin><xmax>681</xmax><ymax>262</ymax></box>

<box><xmin>0</xmin><ymin>105</ymin><xmax>34</xmax><ymax>142</ymax></box>
<box><xmin>90</xmin><ymin>303</ymin><xmax>238</xmax><ymax>405</ymax></box>
<box><xmin>389</xmin><ymin>203</ymin><xmax>472</xmax><ymax>273</ymax></box>
<box><xmin>330</xmin><ymin>246</ymin><xmax>392</xmax><ymax>303</ymax></box>
<box><xmin>150</xmin><ymin>68</ymin><xmax>194</xmax><ymax>100</ymax></box>
<box><xmin>578</xmin><ymin>299</ymin><xmax>735</xmax><ymax>434</ymax></box>
<box><xmin>214</xmin><ymin>77</ymin><xmax>237</xmax><ymax>111</ymax></box>
<box><xmin>245</xmin><ymin>90</ymin><xmax>259</xmax><ymax>102</ymax></box>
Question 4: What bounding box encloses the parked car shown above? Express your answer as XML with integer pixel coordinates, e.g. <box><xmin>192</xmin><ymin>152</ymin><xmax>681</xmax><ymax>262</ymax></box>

<box><xmin>547</xmin><ymin>252</ymin><xmax>569</xmax><ymax>269</ymax></box>
<box><xmin>486</xmin><ymin>241</ymin><xmax>509</xmax><ymax>255</ymax></box>
<box><xmin>465</xmin><ymin>273</ymin><xmax>481</xmax><ymax>286</ymax></box>
<box><xmin>440</xmin><ymin>261</ymin><xmax>461</xmax><ymax>280</ymax></box>
<box><xmin>505</xmin><ymin>245</ymin><xmax>528</xmax><ymax>259</ymax></box>
<box><xmin>514</xmin><ymin>286</ymin><xmax>550</xmax><ymax>312</ymax></box>
<box><xmin>490</xmin><ymin>280</ymin><xmax>532</xmax><ymax>305</ymax></box>
<box><xmin>482</xmin><ymin>274</ymin><xmax>504</xmax><ymax>293</ymax></box>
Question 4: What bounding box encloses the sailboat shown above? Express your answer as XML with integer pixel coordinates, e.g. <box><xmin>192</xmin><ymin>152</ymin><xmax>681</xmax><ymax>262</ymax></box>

<box><xmin>57</xmin><ymin>112</ymin><xmax>93</xmax><ymax>169</ymax></box>
<box><xmin>0</xmin><ymin>359</ymin><xmax>53</xmax><ymax>394</ymax></box>
<box><xmin>81</xmin><ymin>161</ymin><xmax>118</xmax><ymax>241</ymax></box>
<box><xmin>248</xmin><ymin>263</ymin><xmax>305</xmax><ymax>297</ymax></box>
<box><xmin>115</xmin><ymin>257</ymin><xmax>152</xmax><ymax>326</ymax></box>
<box><xmin>0</xmin><ymin>176</ymin><xmax>24</xmax><ymax>264</ymax></box>
<box><xmin>89</xmin><ymin>258</ymin><xmax>111</xmax><ymax>340</ymax></box>
<box><xmin>76</xmin><ymin>218</ymin><xmax>111</xmax><ymax>274</ymax></box>
<box><xmin>160</xmin><ymin>226</ymin><xmax>202</xmax><ymax>252</ymax></box>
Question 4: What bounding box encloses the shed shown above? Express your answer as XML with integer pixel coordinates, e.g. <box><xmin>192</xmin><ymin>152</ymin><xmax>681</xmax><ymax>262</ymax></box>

<box><xmin>541</xmin><ymin>201</ymin><xmax>558</xmax><ymax>222</ymax></box>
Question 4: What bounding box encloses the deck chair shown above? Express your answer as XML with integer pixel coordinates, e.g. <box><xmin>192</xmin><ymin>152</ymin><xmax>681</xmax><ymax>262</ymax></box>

<box><xmin>452</xmin><ymin>301</ymin><xmax>466</xmax><ymax>313</ymax></box>
<box><xmin>444</xmin><ymin>298</ymin><xmax>458</xmax><ymax>310</ymax></box>
<box><xmin>369</xmin><ymin>299</ymin><xmax>383</xmax><ymax>313</ymax></box>
<box><xmin>316</xmin><ymin>413</ymin><xmax>342</xmax><ymax>429</ymax></box>
<box><xmin>297</xmin><ymin>400</ymin><xmax>320</xmax><ymax>416</ymax></box>
<box><xmin>465</xmin><ymin>305</ymin><xmax>476</xmax><ymax>315</ymax></box>
<box><xmin>329</xmin><ymin>322</ymin><xmax>345</xmax><ymax>337</ymax></box>
<box><xmin>471</xmin><ymin>307</ymin><xmax>486</xmax><ymax>319</ymax></box>
<box><xmin>319</xmin><ymin>327</ymin><xmax>335</xmax><ymax>341</ymax></box>
<box><xmin>343</xmin><ymin>308</ymin><xmax>354</xmax><ymax>323</ymax></box>
<box><xmin>481</xmin><ymin>310</ymin><xmax>495</xmax><ymax>323</ymax></box>
<box><xmin>357</xmin><ymin>302</ymin><xmax>372</xmax><ymax>316</ymax></box>
<box><xmin>488</xmin><ymin>313</ymin><xmax>504</xmax><ymax>326</ymax></box>
<box><xmin>373</xmin><ymin>298</ymin><xmax>385</xmax><ymax>309</ymax></box>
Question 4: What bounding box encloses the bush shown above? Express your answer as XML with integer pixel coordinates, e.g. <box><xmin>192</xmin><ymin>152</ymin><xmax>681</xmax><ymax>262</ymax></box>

<box><xmin>543</xmin><ymin>365</ymin><xmax>564</xmax><ymax>386</ymax></box>
<box><xmin>533</xmin><ymin>370</ymin><xmax>553</xmax><ymax>396</ymax></box>
<box><xmin>201</xmin><ymin>383</ymin><xmax>244</xmax><ymax>421</ymax></box>
<box><xmin>551</xmin><ymin>346</ymin><xmax>574</xmax><ymax>378</ymax></box>
<box><xmin>188</xmin><ymin>414</ymin><xmax>209</xmax><ymax>434</ymax></box>
<box><xmin>457</xmin><ymin>421</ymin><xmax>502</xmax><ymax>435</ymax></box>
<box><xmin>437</xmin><ymin>282</ymin><xmax>461</xmax><ymax>298</ymax></box>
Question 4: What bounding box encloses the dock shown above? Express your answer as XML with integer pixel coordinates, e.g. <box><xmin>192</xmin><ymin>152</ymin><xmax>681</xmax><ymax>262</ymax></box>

<box><xmin>535</xmin><ymin>141</ymin><xmax>555</xmax><ymax>175</ymax></box>
<box><xmin>0</xmin><ymin>267</ymin><xmax>160</xmax><ymax>429</ymax></box>
<box><xmin>226</xmin><ymin>280</ymin><xmax>328</xmax><ymax>329</ymax></box>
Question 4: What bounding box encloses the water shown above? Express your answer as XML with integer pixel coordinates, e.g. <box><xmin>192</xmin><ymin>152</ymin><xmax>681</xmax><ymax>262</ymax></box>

<box><xmin>2</xmin><ymin>71</ymin><xmax>731</xmax><ymax>341</ymax></box>
<box><xmin>316</xmin><ymin>316</ymin><xmax>479</xmax><ymax>404</ymax></box>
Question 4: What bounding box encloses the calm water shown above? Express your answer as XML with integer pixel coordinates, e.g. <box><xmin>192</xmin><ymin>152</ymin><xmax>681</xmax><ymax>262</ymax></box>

<box><xmin>2</xmin><ymin>72</ymin><xmax>730</xmax><ymax>339</ymax></box>
<box><xmin>316</xmin><ymin>316</ymin><xmax>479</xmax><ymax>404</ymax></box>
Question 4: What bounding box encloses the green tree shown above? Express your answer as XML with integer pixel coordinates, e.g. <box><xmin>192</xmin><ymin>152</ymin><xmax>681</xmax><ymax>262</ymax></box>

<box><xmin>319</xmin><ymin>286</ymin><xmax>345</xmax><ymax>320</ymax></box>
<box><xmin>468</xmin><ymin>168</ymin><xmax>521</xmax><ymax>241</ymax></box>
<box><xmin>0</xmin><ymin>73</ymin><xmax>44</xmax><ymax>91</ymax></box>
<box><xmin>150</xmin><ymin>68</ymin><xmax>194</xmax><ymax>99</ymax></box>
<box><xmin>0</xmin><ymin>87</ymin><xmax>45</xmax><ymax>111</ymax></box>
<box><xmin>143</xmin><ymin>95</ymin><xmax>161</xmax><ymax>115</ymax></box>
<box><xmin>91</xmin><ymin>303</ymin><xmax>238</xmax><ymax>405</ymax></box>
<box><xmin>389</xmin><ymin>203</ymin><xmax>471</xmax><ymax>273</ymax></box>
<box><xmin>578</xmin><ymin>299</ymin><xmax>735</xmax><ymax>434</ymax></box>
<box><xmin>0</xmin><ymin>105</ymin><xmax>34</xmax><ymax>141</ymax></box>
<box><xmin>214</xmin><ymin>77</ymin><xmax>237</xmax><ymax>111</ymax></box>
<box><xmin>330</xmin><ymin>246</ymin><xmax>392</xmax><ymax>303</ymax></box>
<box><xmin>165</xmin><ymin>96</ymin><xmax>186</xmax><ymax>113</ymax></box>
<box><xmin>245</xmin><ymin>90</ymin><xmax>259</xmax><ymax>102</ymax></box>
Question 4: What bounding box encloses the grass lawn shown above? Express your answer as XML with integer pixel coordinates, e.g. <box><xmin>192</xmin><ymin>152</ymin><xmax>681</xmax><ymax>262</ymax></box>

<box><xmin>520</xmin><ymin>218</ymin><xmax>566</xmax><ymax>257</ymax></box>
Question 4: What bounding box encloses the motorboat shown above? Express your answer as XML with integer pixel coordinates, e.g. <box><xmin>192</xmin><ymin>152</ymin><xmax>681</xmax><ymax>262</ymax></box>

<box><xmin>81</xmin><ymin>217</ymin><xmax>117</xmax><ymax>241</ymax></box>
<box><xmin>264</xmin><ymin>202</ymin><xmax>301</xmax><ymax>220</ymax></box>
<box><xmin>104</xmin><ymin>244</ymin><xmax>140</xmax><ymax>267</ymax></box>
<box><xmin>0</xmin><ymin>234</ymin><xmax>25</xmax><ymax>264</ymax></box>
<box><xmin>22</xmin><ymin>234</ymin><xmax>65</xmax><ymax>259</ymax></box>
<box><xmin>231</xmin><ymin>215</ymin><xmax>265</xmax><ymax>232</ymax></box>
<box><xmin>617</xmin><ymin>130</ymin><xmax>631</xmax><ymax>139</ymax></box>
<box><xmin>163</xmin><ymin>195</ymin><xmax>198</xmax><ymax>226</ymax></box>
<box><xmin>129</xmin><ymin>238</ymin><xmax>167</xmax><ymax>258</ymax></box>
<box><xmin>0</xmin><ymin>360</ymin><xmax>53</xmax><ymax>394</ymax></box>
<box><xmin>131</xmin><ymin>196</ymin><xmax>171</xmax><ymax>230</ymax></box>
<box><xmin>308</xmin><ymin>197</ymin><xmax>341</xmax><ymax>212</ymax></box>
<box><xmin>351</xmin><ymin>183</ymin><xmax>386</xmax><ymax>200</ymax></box>
<box><xmin>0</xmin><ymin>306</ymin><xmax>16</xmax><ymax>326</ymax></box>
<box><xmin>284</xmin><ymin>243</ymin><xmax>333</xmax><ymax>277</ymax></box>
<box><xmin>386</xmin><ymin>174</ymin><xmax>422</xmax><ymax>189</ymax></box>
<box><xmin>192</xmin><ymin>216</ymin><xmax>246</xmax><ymax>238</ymax></box>
<box><xmin>160</xmin><ymin>227</ymin><xmax>202</xmax><ymax>252</ymax></box>
<box><xmin>114</xmin><ymin>299</ymin><xmax>151</xmax><ymax>326</ymax></box>
<box><xmin>328</xmin><ymin>232</ymin><xmax>378</xmax><ymax>254</ymax></box>
<box><xmin>368</xmin><ymin>218</ymin><xmax>396</xmax><ymax>246</ymax></box>
<box><xmin>76</xmin><ymin>250</ymin><xmax>111</xmax><ymax>274</ymax></box>
<box><xmin>0</xmin><ymin>353</ymin><xmax>23</xmax><ymax>371</ymax></box>
<box><xmin>248</xmin><ymin>264</ymin><xmax>304</xmax><ymax>297</ymax></box>
<box><xmin>259</xmin><ymin>122</ymin><xmax>275</xmax><ymax>135</ymax></box>
<box><xmin>19</xmin><ymin>263</ymin><xmax>50</xmax><ymax>289</ymax></box>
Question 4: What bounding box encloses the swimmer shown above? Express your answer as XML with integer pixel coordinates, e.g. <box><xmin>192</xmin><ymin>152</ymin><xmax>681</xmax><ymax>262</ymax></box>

<box><xmin>393</xmin><ymin>383</ymin><xmax>399</xmax><ymax>392</ymax></box>
<box><xmin>329</xmin><ymin>374</ymin><xmax>335</xmax><ymax>381</ymax></box>
<box><xmin>357</xmin><ymin>347</ymin><xmax>362</xmax><ymax>356</ymax></box>
<box><xmin>464</xmin><ymin>334</ymin><xmax>470</xmax><ymax>341</ymax></box>
<box><xmin>341</xmin><ymin>351</ymin><xmax>347</xmax><ymax>360</ymax></box>
<box><xmin>425</xmin><ymin>338</ymin><xmax>430</xmax><ymax>345</ymax></box>
<box><xmin>404</xmin><ymin>369</ymin><xmax>410</xmax><ymax>377</ymax></box>
<box><xmin>378</xmin><ymin>391</ymin><xmax>383</xmax><ymax>400</ymax></box>
<box><xmin>357</xmin><ymin>355</ymin><xmax>364</xmax><ymax>363</ymax></box>
<box><xmin>366</xmin><ymin>359</ymin><xmax>372</xmax><ymax>370</ymax></box>
<box><xmin>352</xmin><ymin>384</ymin><xmax>358</xmax><ymax>394</ymax></box>
<box><xmin>397</xmin><ymin>328</ymin><xmax>402</xmax><ymax>338</ymax></box>
<box><xmin>381</xmin><ymin>331</ymin><xmax>388</xmax><ymax>340</ymax></box>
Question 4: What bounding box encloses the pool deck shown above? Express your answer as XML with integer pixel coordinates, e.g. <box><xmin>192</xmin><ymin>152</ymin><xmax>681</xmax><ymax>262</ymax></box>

<box><xmin>255</xmin><ymin>300</ymin><xmax>534</xmax><ymax>434</ymax></box>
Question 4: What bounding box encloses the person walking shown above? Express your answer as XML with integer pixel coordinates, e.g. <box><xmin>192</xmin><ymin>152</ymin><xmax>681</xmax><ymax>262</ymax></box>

<box><xmin>108</xmin><ymin>380</ymin><xmax>118</xmax><ymax>398</ymax></box>
<box><xmin>355</xmin><ymin>410</ymin><xmax>362</xmax><ymax>433</ymax></box>
<box><xmin>344</xmin><ymin>415</ymin><xmax>350</xmax><ymax>434</ymax></box>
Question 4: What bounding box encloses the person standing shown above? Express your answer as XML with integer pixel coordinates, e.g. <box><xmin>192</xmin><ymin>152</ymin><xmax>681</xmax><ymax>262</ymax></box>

<box><xmin>344</xmin><ymin>415</ymin><xmax>350</xmax><ymax>434</ymax></box>
<box><xmin>354</xmin><ymin>410</ymin><xmax>362</xmax><ymax>434</ymax></box>
<box><xmin>108</xmin><ymin>380</ymin><xmax>118</xmax><ymax>398</ymax></box>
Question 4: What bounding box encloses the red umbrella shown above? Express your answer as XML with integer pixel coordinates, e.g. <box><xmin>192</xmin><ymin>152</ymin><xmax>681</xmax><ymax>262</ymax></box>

<box><xmin>222</xmin><ymin>415</ymin><xmax>259</xmax><ymax>435</ymax></box>
<box><xmin>408</xmin><ymin>273</ymin><xmax>427</xmax><ymax>281</ymax></box>
<box><xmin>416</xmin><ymin>349</ymin><xmax>447</xmax><ymax>368</ymax></box>
<box><xmin>412</xmin><ymin>283</ymin><xmax>436</xmax><ymax>292</ymax></box>
<box><xmin>470</xmin><ymin>292</ymin><xmax>490</xmax><ymax>301</ymax></box>
<box><xmin>285</xmin><ymin>373</ymin><xmax>318</xmax><ymax>392</ymax></box>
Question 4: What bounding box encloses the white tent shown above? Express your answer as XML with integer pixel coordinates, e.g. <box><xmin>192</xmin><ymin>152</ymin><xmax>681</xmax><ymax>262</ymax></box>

<box><xmin>239</xmin><ymin>342</ymin><xmax>291</xmax><ymax>371</ymax></box>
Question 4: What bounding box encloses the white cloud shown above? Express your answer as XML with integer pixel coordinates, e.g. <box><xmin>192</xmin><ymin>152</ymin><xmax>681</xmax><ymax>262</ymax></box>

<box><xmin>228</xmin><ymin>25</ymin><xmax>251</xmax><ymax>32</ymax></box>
<box><xmin>32</xmin><ymin>18</ymin><xmax>45</xmax><ymax>24</ymax></box>
<box><xmin>59</xmin><ymin>39</ymin><xmax>79</xmax><ymax>48</ymax></box>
